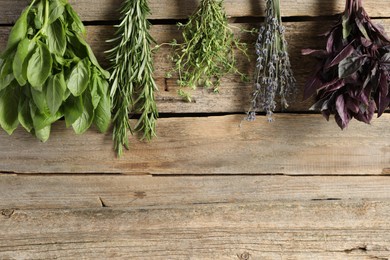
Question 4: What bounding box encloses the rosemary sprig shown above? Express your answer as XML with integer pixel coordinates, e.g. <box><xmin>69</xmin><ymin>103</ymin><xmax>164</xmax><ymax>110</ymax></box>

<box><xmin>107</xmin><ymin>0</ymin><xmax>158</xmax><ymax>156</ymax></box>
<box><xmin>248</xmin><ymin>0</ymin><xmax>295</xmax><ymax>122</ymax></box>
<box><xmin>170</xmin><ymin>0</ymin><xmax>248</xmax><ymax>101</ymax></box>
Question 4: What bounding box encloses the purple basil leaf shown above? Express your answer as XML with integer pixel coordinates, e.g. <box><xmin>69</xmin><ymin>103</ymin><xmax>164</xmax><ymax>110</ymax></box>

<box><xmin>322</xmin><ymin>109</ymin><xmax>331</xmax><ymax>121</ymax></box>
<box><xmin>325</xmin><ymin>42</ymin><xmax>355</xmax><ymax>69</ymax></box>
<box><xmin>377</xmin><ymin>71</ymin><xmax>389</xmax><ymax>116</ymax></box>
<box><xmin>302</xmin><ymin>49</ymin><xmax>327</xmax><ymax>57</ymax></box>
<box><xmin>355</xmin><ymin>17</ymin><xmax>370</xmax><ymax>40</ymax></box>
<box><xmin>336</xmin><ymin>94</ymin><xmax>351</xmax><ymax>128</ymax></box>
<box><xmin>335</xmin><ymin>113</ymin><xmax>348</xmax><ymax>129</ymax></box>
<box><xmin>355</xmin><ymin>100</ymin><xmax>375</xmax><ymax>123</ymax></box>
<box><xmin>326</xmin><ymin>30</ymin><xmax>335</xmax><ymax>53</ymax></box>
<box><xmin>380</xmin><ymin>53</ymin><xmax>390</xmax><ymax>69</ymax></box>
<box><xmin>309</xmin><ymin>99</ymin><xmax>325</xmax><ymax>111</ymax></box>
<box><xmin>345</xmin><ymin>96</ymin><xmax>360</xmax><ymax>114</ymax></box>
<box><xmin>318</xmin><ymin>78</ymin><xmax>345</xmax><ymax>94</ymax></box>
<box><xmin>303</xmin><ymin>75</ymin><xmax>322</xmax><ymax>100</ymax></box>
<box><xmin>338</xmin><ymin>55</ymin><xmax>366</xmax><ymax>78</ymax></box>
<box><xmin>360</xmin><ymin>37</ymin><xmax>372</xmax><ymax>47</ymax></box>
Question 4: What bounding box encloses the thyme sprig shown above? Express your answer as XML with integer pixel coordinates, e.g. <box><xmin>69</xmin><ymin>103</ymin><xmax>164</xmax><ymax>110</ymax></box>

<box><xmin>170</xmin><ymin>0</ymin><xmax>248</xmax><ymax>101</ymax></box>
<box><xmin>107</xmin><ymin>0</ymin><xmax>158</xmax><ymax>156</ymax></box>
<box><xmin>248</xmin><ymin>0</ymin><xmax>295</xmax><ymax>122</ymax></box>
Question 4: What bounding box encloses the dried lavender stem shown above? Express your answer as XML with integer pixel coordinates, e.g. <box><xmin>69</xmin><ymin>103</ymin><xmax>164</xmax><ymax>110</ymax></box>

<box><xmin>248</xmin><ymin>0</ymin><xmax>295</xmax><ymax>122</ymax></box>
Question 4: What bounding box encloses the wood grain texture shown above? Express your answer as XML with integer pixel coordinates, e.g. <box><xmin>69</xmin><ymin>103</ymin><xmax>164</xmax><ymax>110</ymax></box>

<box><xmin>1</xmin><ymin>175</ymin><xmax>390</xmax><ymax>209</ymax></box>
<box><xmin>2</xmin><ymin>20</ymin><xmax>390</xmax><ymax>113</ymax></box>
<box><xmin>0</xmin><ymin>114</ymin><xmax>388</xmax><ymax>175</ymax></box>
<box><xmin>0</xmin><ymin>175</ymin><xmax>389</xmax><ymax>259</ymax></box>
<box><xmin>1</xmin><ymin>200</ymin><xmax>389</xmax><ymax>259</ymax></box>
<box><xmin>1</xmin><ymin>0</ymin><xmax>389</xmax><ymax>24</ymax></box>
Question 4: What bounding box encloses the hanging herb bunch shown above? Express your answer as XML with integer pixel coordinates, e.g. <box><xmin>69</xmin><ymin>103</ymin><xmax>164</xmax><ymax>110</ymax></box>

<box><xmin>170</xmin><ymin>0</ymin><xmax>248</xmax><ymax>101</ymax></box>
<box><xmin>247</xmin><ymin>0</ymin><xmax>296</xmax><ymax>122</ymax></box>
<box><xmin>0</xmin><ymin>0</ymin><xmax>111</xmax><ymax>141</ymax></box>
<box><xmin>303</xmin><ymin>0</ymin><xmax>390</xmax><ymax>129</ymax></box>
<box><xmin>107</xmin><ymin>0</ymin><xmax>158</xmax><ymax>156</ymax></box>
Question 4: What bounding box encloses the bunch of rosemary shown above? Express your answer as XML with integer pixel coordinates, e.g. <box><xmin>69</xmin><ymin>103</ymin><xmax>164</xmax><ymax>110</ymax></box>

<box><xmin>247</xmin><ymin>0</ymin><xmax>295</xmax><ymax>122</ymax></box>
<box><xmin>107</xmin><ymin>0</ymin><xmax>158</xmax><ymax>156</ymax></box>
<box><xmin>170</xmin><ymin>0</ymin><xmax>248</xmax><ymax>101</ymax></box>
<box><xmin>303</xmin><ymin>0</ymin><xmax>390</xmax><ymax>129</ymax></box>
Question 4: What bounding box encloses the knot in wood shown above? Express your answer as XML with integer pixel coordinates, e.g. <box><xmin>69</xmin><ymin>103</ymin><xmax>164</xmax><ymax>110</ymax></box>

<box><xmin>237</xmin><ymin>252</ymin><xmax>250</xmax><ymax>260</ymax></box>
<box><xmin>1</xmin><ymin>209</ymin><xmax>15</xmax><ymax>218</ymax></box>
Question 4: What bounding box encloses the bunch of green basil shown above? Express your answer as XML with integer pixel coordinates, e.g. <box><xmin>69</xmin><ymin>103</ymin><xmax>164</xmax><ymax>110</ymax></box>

<box><xmin>0</xmin><ymin>0</ymin><xmax>111</xmax><ymax>141</ymax></box>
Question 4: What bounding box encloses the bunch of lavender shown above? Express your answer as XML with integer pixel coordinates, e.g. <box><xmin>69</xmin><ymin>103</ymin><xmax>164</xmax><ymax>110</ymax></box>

<box><xmin>303</xmin><ymin>0</ymin><xmax>390</xmax><ymax>129</ymax></box>
<box><xmin>248</xmin><ymin>0</ymin><xmax>295</xmax><ymax>122</ymax></box>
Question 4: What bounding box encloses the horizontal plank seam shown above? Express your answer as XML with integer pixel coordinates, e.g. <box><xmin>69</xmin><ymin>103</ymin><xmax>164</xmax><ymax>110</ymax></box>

<box><xmin>1</xmin><ymin>172</ymin><xmax>390</xmax><ymax>177</ymax></box>
<box><xmin>1</xmin><ymin>16</ymin><xmax>390</xmax><ymax>27</ymax></box>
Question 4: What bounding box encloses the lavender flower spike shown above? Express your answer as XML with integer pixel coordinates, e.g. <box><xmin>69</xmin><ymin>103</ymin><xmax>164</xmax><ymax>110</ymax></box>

<box><xmin>248</xmin><ymin>0</ymin><xmax>296</xmax><ymax>122</ymax></box>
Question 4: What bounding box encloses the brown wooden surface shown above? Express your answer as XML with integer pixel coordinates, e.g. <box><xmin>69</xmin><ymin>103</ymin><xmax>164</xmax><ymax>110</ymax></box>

<box><xmin>1</xmin><ymin>0</ymin><xmax>390</xmax><ymax>23</ymax></box>
<box><xmin>0</xmin><ymin>175</ymin><xmax>390</xmax><ymax>259</ymax></box>
<box><xmin>0</xmin><ymin>114</ymin><xmax>388</xmax><ymax>175</ymax></box>
<box><xmin>0</xmin><ymin>1</ymin><xmax>389</xmax><ymax>259</ymax></box>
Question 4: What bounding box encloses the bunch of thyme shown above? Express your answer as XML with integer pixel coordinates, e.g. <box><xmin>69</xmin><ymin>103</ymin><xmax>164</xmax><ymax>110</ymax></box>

<box><xmin>171</xmin><ymin>0</ymin><xmax>248</xmax><ymax>101</ymax></box>
<box><xmin>303</xmin><ymin>0</ymin><xmax>390</xmax><ymax>129</ymax></box>
<box><xmin>107</xmin><ymin>0</ymin><xmax>158</xmax><ymax>156</ymax></box>
<box><xmin>248</xmin><ymin>0</ymin><xmax>295</xmax><ymax>122</ymax></box>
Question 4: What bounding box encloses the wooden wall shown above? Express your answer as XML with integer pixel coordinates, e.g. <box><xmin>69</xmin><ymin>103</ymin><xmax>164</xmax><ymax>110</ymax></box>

<box><xmin>0</xmin><ymin>0</ymin><xmax>389</xmax><ymax>259</ymax></box>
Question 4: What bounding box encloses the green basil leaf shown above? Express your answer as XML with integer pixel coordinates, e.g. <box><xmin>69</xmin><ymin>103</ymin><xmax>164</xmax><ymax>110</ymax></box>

<box><xmin>31</xmin><ymin>86</ymin><xmax>50</xmax><ymax>115</ymax></box>
<box><xmin>34</xmin><ymin>124</ymin><xmax>51</xmax><ymax>142</ymax></box>
<box><xmin>46</xmin><ymin>72</ymin><xmax>66</xmax><ymax>115</ymax></box>
<box><xmin>35</xmin><ymin>1</ymin><xmax>44</xmax><ymax>29</ymax></box>
<box><xmin>0</xmin><ymin>57</ymin><xmax>12</xmax><ymax>79</ymax></box>
<box><xmin>67</xmin><ymin>58</ymin><xmax>90</xmax><ymax>96</ymax></box>
<box><xmin>30</xmin><ymin>101</ymin><xmax>62</xmax><ymax>131</ymax></box>
<box><xmin>13</xmin><ymin>38</ymin><xmax>30</xmax><ymax>86</ymax></box>
<box><xmin>68</xmin><ymin>34</ymin><xmax>109</xmax><ymax>79</ymax></box>
<box><xmin>49</xmin><ymin>0</ymin><xmax>65</xmax><ymax>24</ymax></box>
<box><xmin>65</xmin><ymin>4</ymin><xmax>85</xmax><ymax>34</ymax></box>
<box><xmin>6</xmin><ymin>7</ymin><xmax>29</xmax><ymax>51</ymax></box>
<box><xmin>93</xmin><ymin>76</ymin><xmax>111</xmax><ymax>133</ymax></box>
<box><xmin>47</xmin><ymin>19</ymin><xmax>66</xmax><ymax>56</ymax></box>
<box><xmin>64</xmin><ymin>95</ymin><xmax>83</xmax><ymax>127</ymax></box>
<box><xmin>27</xmin><ymin>42</ymin><xmax>52</xmax><ymax>90</ymax></box>
<box><xmin>0</xmin><ymin>82</ymin><xmax>20</xmax><ymax>134</ymax></box>
<box><xmin>18</xmin><ymin>94</ymin><xmax>34</xmax><ymax>132</ymax></box>
<box><xmin>0</xmin><ymin>57</ymin><xmax>15</xmax><ymax>91</ymax></box>
<box><xmin>72</xmin><ymin>92</ymin><xmax>94</xmax><ymax>134</ymax></box>
<box><xmin>90</xmin><ymin>72</ymin><xmax>101</xmax><ymax>109</ymax></box>
<box><xmin>79</xmin><ymin>35</ymin><xmax>110</xmax><ymax>79</ymax></box>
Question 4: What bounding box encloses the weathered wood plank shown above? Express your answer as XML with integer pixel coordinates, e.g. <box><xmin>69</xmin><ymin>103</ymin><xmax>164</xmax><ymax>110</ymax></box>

<box><xmin>0</xmin><ymin>114</ymin><xmax>388</xmax><ymax>175</ymax></box>
<box><xmin>1</xmin><ymin>0</ymin><xmax>390</xmax><ymax>24</ymax></box>
<box><xmin>1</xmin><ymin>175</ymin><xmax>390</xmax><ymax>209</ymax></box>
<box><xmin>0</xmin><ymin>200</ymin><xmax>389</xmax><ymax>259</ymax></box>
<box><xmin>2</xmin><ymin>20</ymin><xmax>390</xmax><ymax>113</ymax></box>
<box><xmin>1</xmin><ymin>175</ymin><xmax>389</xmax><ymax>258</ymax></box>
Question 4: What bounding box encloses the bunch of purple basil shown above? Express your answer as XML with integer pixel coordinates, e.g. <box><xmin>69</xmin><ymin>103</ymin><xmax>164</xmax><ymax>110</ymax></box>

<box><xmin>303</xmin><ymin>0</ymin><xmax>390</xmax><ymax>129</ymax></box>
